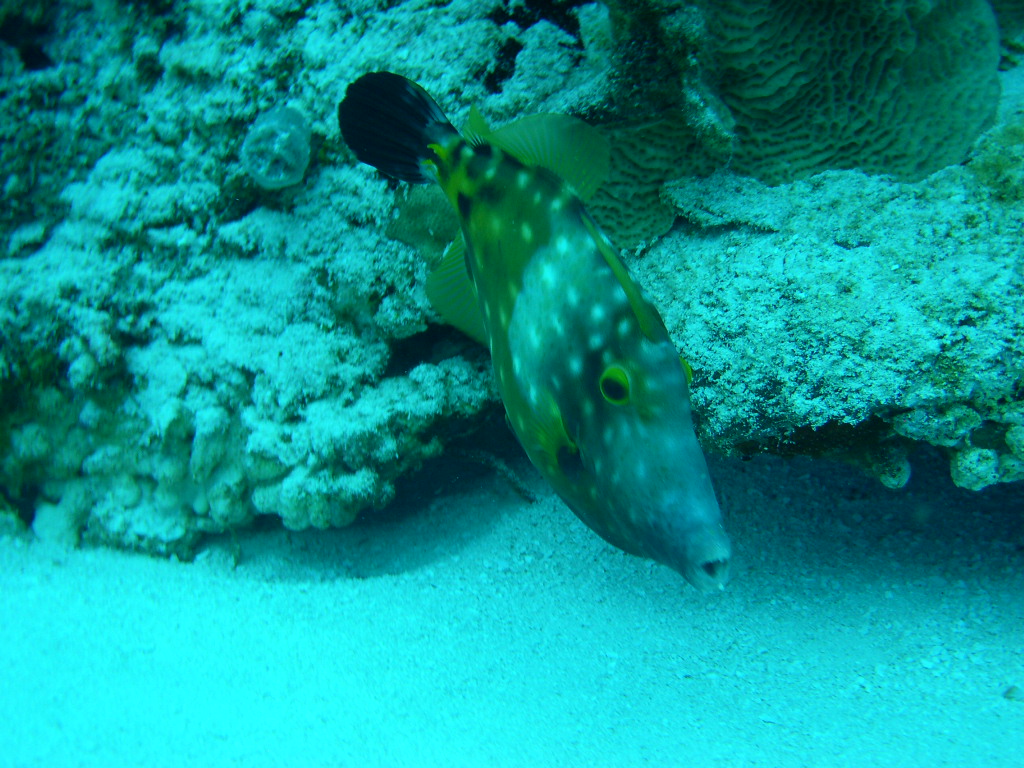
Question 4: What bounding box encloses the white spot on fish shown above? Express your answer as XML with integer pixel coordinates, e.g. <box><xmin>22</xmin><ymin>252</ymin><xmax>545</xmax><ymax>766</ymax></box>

<box><xmin>517</xmin><ymin>171</ymin><xmax>529</xmax><ymax>189</ymax></box>
<box><xmin>551</xmin><ymin>196</ymin><xmax>564</xmax><ymax>212</ymax></box>
<box><xmin>589</xmin><ymin>332</ymin><xmax>603</xmax><ymax>349</ymax></box>
<box><xmin>618</xmin><ymin>318</ymin><xmax>632</xmax><ymax>337</ymax></box>
<box><xmin>485</xmin><ymin>165</ymin><xmax>497</xmax><ymax>181</ymax></box>
<box><xmin>569</xmin><ymin>356</ymin><xmax>583</xmax><ymax>375</ymax></box>
<box><xmin>533</xmin><ymin>190</ymin><xmax>543</xmax><ymax>205</ymax></box>
<box><xmin>541</xmin><ymin>263</ymin><xmax>556</xmax><ymax>287</ymax></box>
<box><xmin>522</xmin><ymin>223</ymin><xmax>533</xmax><ymax>242</ymax></box>
<box><xmin>567</xmin><ymin>287</ymin><xmax>579</xmax><ymax>306</ymax></box>
<box><xmin>591</xmin><ymin>305</ymin><xmax>606</xmax><ymax>323</ymax></box>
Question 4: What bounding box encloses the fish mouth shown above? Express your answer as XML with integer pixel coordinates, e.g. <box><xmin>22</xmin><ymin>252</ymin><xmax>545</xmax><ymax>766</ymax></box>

<box><xmin>685</xmin><ymin>554</ymin><xmax>731</xmax><ymax>592</ymax></box>
<box><xmin>681</xmin><ymin>525</ymin><xmax>732</xmax><ymax>592</ymax></box>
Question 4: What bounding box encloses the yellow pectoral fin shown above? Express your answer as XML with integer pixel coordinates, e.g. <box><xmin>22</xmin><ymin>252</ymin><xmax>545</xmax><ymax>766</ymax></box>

<box><xmin>679</xmin><ymin>355</ymin><xmax>693</xmax><ymax>385</ymax></box>
<box><xmin>506</xmin><ymin>397</ymin><xmax>576</xmax><ymax>475</ymax></box>
<box><xmin>425</xmin><ymin>235</ymin><xmax>488</xmax><ymax>345</ymax></box>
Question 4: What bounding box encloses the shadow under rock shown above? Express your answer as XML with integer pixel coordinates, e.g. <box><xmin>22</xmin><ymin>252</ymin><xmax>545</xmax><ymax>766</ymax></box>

<box><xmin>715</xmin><ymin>444</ymin><xmax>1024</xmax><ymax>591</ymax></box>
<box><xmin>218</xmin><ymin>410</ymin><xmax>534</xmax><ymax>581</ymax></box>
<box><xmin>208</xmin><ymin>433</ymin><xmax>1023</xmax><ymax>589</ymax></box>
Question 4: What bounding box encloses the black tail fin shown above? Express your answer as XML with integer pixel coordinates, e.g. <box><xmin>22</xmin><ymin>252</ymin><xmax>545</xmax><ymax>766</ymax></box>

<box><xmin>338</xmin><ymin>71</ymin><xmax>458</xmax><ymax>183</ymax></box>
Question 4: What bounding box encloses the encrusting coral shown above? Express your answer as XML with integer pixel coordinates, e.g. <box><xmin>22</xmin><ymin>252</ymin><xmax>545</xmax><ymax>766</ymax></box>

<box><xmin>0</xmin><ymin>0</ymin><xmax>1020</xmax><ymax>555</ymax></box>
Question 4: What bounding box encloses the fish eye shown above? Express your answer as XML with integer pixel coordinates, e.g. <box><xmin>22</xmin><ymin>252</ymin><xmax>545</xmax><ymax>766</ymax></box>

<box><xmin>599</xmin><ymin>364</ymin><xmax>630</xmax><ymax>405</ymax></box>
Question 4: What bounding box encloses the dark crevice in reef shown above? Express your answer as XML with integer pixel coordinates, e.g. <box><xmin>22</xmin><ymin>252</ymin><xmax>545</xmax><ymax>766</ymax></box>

<box><xmin>0</xmin><ymin>13</ymin><xmax>54</xmax><ymax>70</ymax></box>
<box><xmin>732</xmin><ymin>415</ymin><xmax>914</xmax><ymax>486</ymax></box>
<box><xmin>382</xmin><ymin>323</ymin><xmax>487</xmax><ymax>380</ymax></box>
<box><xmin>487</xmin><ymin>0</ymin><xmax>589</xmax><ymax>40</ymax></box>
<box><xmin>483</xmin><ymin>38</ymin><xmax>524</xmax><ymax>93</ymax></box>
<box><xmin>385</xmin><ymin>407</ymin><xmax>523</xmax><ymax>518</ymax></box>
<box><xmin>1</xmin><ymin>484</ymin><xmax>38</xmax><ymax>527</ymax></box>
<box><xmin>482</xmin><ymin>0</ymin><xmax>589</xmax><ymax>93</ymax></box>
<box><xmin>740</xmin><ymin>416</ymin><xmax>898</xmax><ymax>460</ymax></box>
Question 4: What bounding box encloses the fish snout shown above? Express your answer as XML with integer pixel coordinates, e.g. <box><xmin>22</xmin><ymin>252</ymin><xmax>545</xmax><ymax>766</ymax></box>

<box><xmin>680</xmin><ymin>523</ymin><xmax>732</xmax><ymax>592</ymax></box>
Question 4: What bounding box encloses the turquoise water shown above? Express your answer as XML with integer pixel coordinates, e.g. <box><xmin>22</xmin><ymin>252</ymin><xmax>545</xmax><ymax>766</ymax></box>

<box><xmin>1</xmin><ymin>1</ymin><xmax>1023</xmax><ymax>765</ymax></box>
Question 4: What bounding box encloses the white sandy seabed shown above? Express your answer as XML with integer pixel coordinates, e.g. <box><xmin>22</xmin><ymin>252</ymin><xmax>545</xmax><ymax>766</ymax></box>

<box><xmin>0</xmin><ymin>446</ymin><xmax>1022</xmax><ymax>768</ymax></box>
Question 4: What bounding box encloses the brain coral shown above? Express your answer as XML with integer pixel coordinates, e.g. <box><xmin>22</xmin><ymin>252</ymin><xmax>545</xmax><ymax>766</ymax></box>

<box><xmin>701</xmin><ymin>0</ymin><xmax>1001</xmax><ymax>183</ymax></box>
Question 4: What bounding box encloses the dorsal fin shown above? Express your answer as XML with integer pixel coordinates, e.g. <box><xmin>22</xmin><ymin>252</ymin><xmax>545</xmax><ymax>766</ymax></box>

<box><xmin>463</xmin><ymin>105</ymin><xmax>491</xmax><ymax>146</ymax></box>
<box><xmin>472</xmin><ymin>112</ymin><xmax>610</xmax><ymax>201</ymax></box>
<box><xmin>425</xmin><ymin>235</ymin><xmax>487</xmax><ymax>345</ymax></box>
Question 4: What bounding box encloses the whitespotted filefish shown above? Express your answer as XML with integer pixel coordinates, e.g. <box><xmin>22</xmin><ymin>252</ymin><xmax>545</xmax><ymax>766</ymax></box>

<box><xmin>339</xmin><ymin>72</ymin><xmax>731</xmax><ymax>590</ymax></box>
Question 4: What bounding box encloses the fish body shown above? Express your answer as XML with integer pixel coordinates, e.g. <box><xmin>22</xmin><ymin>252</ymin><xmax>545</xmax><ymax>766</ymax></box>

<box><xmin>339</xmin><ymin>72</ymin><xmax>731</xmax><ymax>590</ymax></box>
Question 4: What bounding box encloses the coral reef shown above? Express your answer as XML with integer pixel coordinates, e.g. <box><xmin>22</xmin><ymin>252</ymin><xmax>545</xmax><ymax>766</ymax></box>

<box><xmin>0</xmin><ymin>0</ymin><xmax>502</xmax><ymax>555</ymax></box>
<box><xmin>647</xmin><ymin>161</ymin><xmax>1023</xmax><ymax>489</ymax></box>
<box><xmin>0</xmin><ymin>0</ymin><xmax>1020</xmax><ymax>555</ymax></box>
<box><xmin>700</xmin><ymin>0</ymin><xmax>1002</xmax><ymax>183</ymax></box>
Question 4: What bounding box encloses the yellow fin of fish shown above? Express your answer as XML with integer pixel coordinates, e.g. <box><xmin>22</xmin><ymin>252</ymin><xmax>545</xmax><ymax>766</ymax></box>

<box><xmin>466</xmin><ymin>106</ymin><xmax>610</xmax><ymax>201</ymax></box>
<box><xmin>680</xmin><ymin>355</ymin><xmax>694</xmax><ymax>385</ymax></box>
<box><xmin>424</xmin><ymin>235</ymin><xmax>487</xmax><ymax>345</ymax></box>
<box><xmin>512</xmin><ymin>397</ymin><xmax>578</xmax><ymax>479</ymax></box>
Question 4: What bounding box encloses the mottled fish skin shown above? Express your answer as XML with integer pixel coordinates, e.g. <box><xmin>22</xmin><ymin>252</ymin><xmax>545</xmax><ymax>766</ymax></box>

<box><xmin>339</xmin><ymin>73</ymin><xmax>731</xmax><ymax>590</ymax></box>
